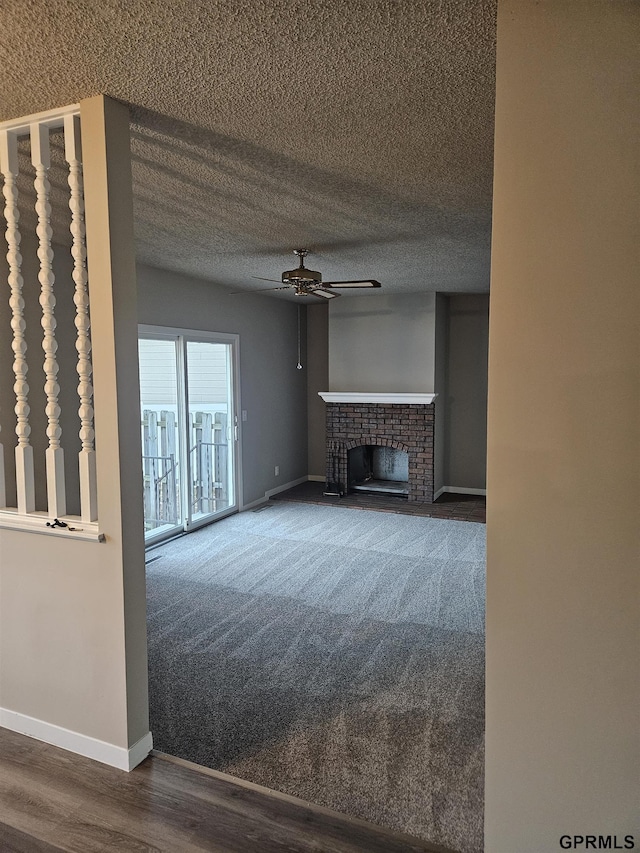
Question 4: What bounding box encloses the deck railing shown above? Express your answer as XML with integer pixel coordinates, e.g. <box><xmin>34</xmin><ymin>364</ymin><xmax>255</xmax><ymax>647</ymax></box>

<box><xmin>141</xmin><ymin>408</ymin><xmax>229</xmax><ymax>530</ymax></box>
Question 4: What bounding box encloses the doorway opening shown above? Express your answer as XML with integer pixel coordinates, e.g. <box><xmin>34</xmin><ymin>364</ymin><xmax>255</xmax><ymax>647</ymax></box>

<box><xmin>138</xmin><ymin>327</ymin><xmax>240</xmax><ymax>545</ymax></box>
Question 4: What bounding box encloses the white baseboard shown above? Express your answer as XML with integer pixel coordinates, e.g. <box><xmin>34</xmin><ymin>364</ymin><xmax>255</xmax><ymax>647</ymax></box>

<box><xmin>241</xmin><ymin>476</ymin><xmax>309</xmax><ymax>511</ymax></box>
<box><xmin>127</xmin><ymin>730</ymin><xmax>154</xmax><ymax>770</ymax></box>
<box><xmin>265</xmin><ymin>476</ymin><xmax>308</xmax><ymax>498</ymax></box>
<box><xmin>0</xmin><ymin>708</ymin><xmax>153</xmax><ymax>771</ymax></box>
<box><xmin>307</xmin><ymin>475</ymin><xmax>325</xmax><ymax>482</ymax></box>
<box><xmin>436</xmin><ymin>486</ymin><xmax>487</xmax><ymax>498</ymax></box>
<box><xmin>240</xmin><ymin>497</ymin><xmax>268</xmax><ymax>511</ymax></box>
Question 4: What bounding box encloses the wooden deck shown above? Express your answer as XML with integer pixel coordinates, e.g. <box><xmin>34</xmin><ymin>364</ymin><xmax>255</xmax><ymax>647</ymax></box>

<box><xmin>0</xmin><ymin>727</ymin><xmax>457</xmax><ymax>852</ymax></box>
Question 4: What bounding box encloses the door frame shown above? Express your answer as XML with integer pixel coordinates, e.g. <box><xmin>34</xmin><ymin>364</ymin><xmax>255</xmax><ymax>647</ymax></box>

<box><xmin>139</xmin><ymin>324</ymin><xmax>243</xmax><ymax>545</ymax></box>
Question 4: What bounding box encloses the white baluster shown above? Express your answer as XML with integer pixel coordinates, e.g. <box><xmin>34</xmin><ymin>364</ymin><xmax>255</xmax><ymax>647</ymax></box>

<box><xmin>31</xmin><ymin>123</ymin><xmax>66</xmax><ymax>518</ymax></box>
<box><xmin>64</xmin><ymin>114</ymin><xmax>97</xmax><ymax>522</ymax></box>
<box><xmin>1</xmin><ymin>129</ymin><xmax>35</xmax><ymax>513</ymax></box>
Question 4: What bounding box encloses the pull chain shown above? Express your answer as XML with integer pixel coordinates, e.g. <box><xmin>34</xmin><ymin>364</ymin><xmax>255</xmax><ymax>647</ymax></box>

<box><xmin>296</xmin><ymin>304</ymin><xmax>303</xmax><ymax>369</ymax></box>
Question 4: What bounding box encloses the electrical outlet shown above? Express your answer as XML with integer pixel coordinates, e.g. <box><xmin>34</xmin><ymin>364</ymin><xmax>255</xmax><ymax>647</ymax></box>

<box><xmin>274</xmin><ymin>466</ymin><xmax>280</xmax><ymax>476</ymax></box>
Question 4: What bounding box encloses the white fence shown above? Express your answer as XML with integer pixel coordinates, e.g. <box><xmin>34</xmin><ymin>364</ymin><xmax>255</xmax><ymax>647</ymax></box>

<box><xmin>141</xmin><ymin>408</ymin><xmax>229</xmax><ymax>530</ymax></box>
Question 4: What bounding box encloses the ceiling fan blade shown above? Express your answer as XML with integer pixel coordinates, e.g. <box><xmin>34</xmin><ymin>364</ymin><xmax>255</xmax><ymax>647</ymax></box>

<box><xmin>311</xmin><ymin>288</ymin><xmax>341</xmax><ymax>299</ymax></box>
<box><xmin>251</xmin><ymin>276</ymin><xmax>282</xmax><ymax>283</ymax></box>
<box><xmin>321</xmin><ymin>280</ymin><xmax>382</xmax><ymax>288</ymax></box>
<box><xmin>229</xmin><ymin>286</ymin><xmax>290</xmax><ymax>294</ymax></box>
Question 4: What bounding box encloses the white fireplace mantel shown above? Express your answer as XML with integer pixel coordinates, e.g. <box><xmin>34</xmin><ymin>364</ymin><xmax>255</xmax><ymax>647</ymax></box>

<box><xmin>318</xmin><ymin>392</ymin><xmax>437</xmax><ymax>404</ymax></box>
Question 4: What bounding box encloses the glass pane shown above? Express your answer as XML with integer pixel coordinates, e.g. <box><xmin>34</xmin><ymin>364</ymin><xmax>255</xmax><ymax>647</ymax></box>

<box><xmin>139</xmin><ymin>338</ymin><xmax>182</xmax><ymax>539</ymax></box>
<box><xmin>186</xmin><ymin>341</ymin><xmax>234</xmax><ymax>522</ymax></box>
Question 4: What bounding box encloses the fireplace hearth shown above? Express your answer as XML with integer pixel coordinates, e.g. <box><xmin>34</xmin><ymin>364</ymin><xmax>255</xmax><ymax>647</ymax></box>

<box><xmin>319</xmin><ymin>393</ymin><xmax>437</xmax><ymax>502</ymax></box>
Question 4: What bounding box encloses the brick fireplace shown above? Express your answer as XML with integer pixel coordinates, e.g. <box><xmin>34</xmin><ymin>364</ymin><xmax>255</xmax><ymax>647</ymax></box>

<box><xmin>319</xmin><ymin>393</ymin><xmax>437</xmax><ymax>502</ymax></box>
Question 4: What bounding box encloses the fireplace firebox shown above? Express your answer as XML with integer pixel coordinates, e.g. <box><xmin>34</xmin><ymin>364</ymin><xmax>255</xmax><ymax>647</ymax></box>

<box><xmin>348</xmin><ymin>445</ymin><xmax>409</xmax><ymax>496</ymax></box>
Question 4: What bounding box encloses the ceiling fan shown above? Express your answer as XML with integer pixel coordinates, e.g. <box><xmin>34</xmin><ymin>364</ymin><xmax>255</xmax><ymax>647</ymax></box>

<box><xmin>250</xmin><ymin>249</ymin><xmax>382</xmax><ymax>299</ymax></box>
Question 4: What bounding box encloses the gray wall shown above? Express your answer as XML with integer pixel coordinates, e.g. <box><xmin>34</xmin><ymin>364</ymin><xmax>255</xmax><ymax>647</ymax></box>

<box><xmin>328</xmin><ymin>292</ymin><xmax>436</xmax><ymax>393</ymax></box>
<box><xmin>136</xmin><ymin>264</ymin><xmax>308</xmax><ymax>506</ymax></box>
<box><xmin>433</xmin><ymin>293</ymin><xmax>448</xmax><ymax>496</ymax></box>
<box><xmin>444</xmin><ymin>294</ymin><xmax>489</xmax><ymax>491</ymax></box>
<box><xmin>306</xmin><ymin>304</ymin><xmax>328</xmax><ymax>478</ymax></box>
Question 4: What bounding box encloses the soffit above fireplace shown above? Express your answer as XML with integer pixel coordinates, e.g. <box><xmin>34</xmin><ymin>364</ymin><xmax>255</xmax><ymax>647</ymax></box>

<box><xmin>318</xmin><ymin>392</ymin><xmax>437</xmax><ymax>404</ymax></box>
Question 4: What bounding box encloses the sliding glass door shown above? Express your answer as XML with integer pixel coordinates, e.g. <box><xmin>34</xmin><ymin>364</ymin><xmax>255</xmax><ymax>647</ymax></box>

<box><xmin>139</xmin><ymin>336</ymin><xmax>183</xmax><ymax>541</ymax></box>
<box><xmin>139</xmin><ymin>329</ymin><xmax>240</xmax><ymax>545</ymax></box>
<box><xmin>184</xmin><ymin>340</ymin><xmax>236</xmax><ymax>529</ymax></box>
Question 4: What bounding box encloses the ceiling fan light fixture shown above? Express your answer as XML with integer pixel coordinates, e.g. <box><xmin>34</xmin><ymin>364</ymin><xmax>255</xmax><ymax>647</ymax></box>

<box><xmin>282</xmin><ymin>268</ymin><xmax>323</xmax><ymax>285</ymax></box>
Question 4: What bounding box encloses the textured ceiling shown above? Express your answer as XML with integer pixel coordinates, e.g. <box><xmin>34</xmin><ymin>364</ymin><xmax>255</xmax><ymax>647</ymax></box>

<box><xmin>0</xmin><ymin>0</ymin><xmax>496</xmax><ymax>296</ymax></box>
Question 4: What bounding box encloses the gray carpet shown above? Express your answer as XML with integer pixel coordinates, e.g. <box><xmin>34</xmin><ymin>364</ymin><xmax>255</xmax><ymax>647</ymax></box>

<box><xmin>146</xmin><ymin>502</ymin><xmax>485</xmax><ymax>853</ymax></box>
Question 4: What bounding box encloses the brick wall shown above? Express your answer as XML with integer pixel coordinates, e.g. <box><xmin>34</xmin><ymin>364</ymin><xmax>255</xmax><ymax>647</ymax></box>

<box><xmin>325</xmin><ymin>403</ymin><xmax>435</xmax><ymax>502</ymax></box>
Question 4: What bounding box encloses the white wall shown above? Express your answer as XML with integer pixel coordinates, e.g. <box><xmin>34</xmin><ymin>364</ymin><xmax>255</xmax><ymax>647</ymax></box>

<box><xmin>136</xmin><ymin>265</ymin><xmax>308</xmax><ymax>506</ymax></box>
<box><xmin>328</xmin><ymin>292</ymin><xmax>436</xmax><ymax>392</ymax></box>
<box><xmin>486</xmin><ymin>3</ymin><xmax>640</xmax><ymax>850</ymax></box>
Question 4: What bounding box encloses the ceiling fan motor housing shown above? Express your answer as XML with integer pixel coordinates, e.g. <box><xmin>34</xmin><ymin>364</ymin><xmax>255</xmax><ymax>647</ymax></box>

<box><xmin>282</xmin><ymin>266</ymin><xmax>322</xmax><ymax>286</ymax></box>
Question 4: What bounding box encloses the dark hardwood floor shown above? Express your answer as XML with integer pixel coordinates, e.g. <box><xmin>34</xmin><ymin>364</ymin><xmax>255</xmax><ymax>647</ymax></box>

<box><xmin>270</xmin><ymin>481</ymin><xmax>486</xmax><ymax>523</ymax></box>
<box><xmin>0</xmin><ymin>728</ymin><xmax>457</xmax><ymax>853</ymax></box>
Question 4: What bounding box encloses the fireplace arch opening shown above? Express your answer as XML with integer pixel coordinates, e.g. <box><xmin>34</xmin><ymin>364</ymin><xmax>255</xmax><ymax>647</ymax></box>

<box><xmin>348</xmin><ymin>445</ymin><xmax>409</xmax><ymax>496</ymax></box>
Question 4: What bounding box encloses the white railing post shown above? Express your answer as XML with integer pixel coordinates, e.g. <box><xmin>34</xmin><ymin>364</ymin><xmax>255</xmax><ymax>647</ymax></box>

<box><xmin>1</xmin><ymin>129</ymin><xmax>35</xmax><ymax>513</ymax></box>
<box><xmin>64</xmin><ymin>114</ymin><xmax>97</xmax><ymax>522</ymax></box>
<box><xmin>31</xmin><ymin>122</ymin><xmax>66</xmax><ymax>518</ymax></box>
